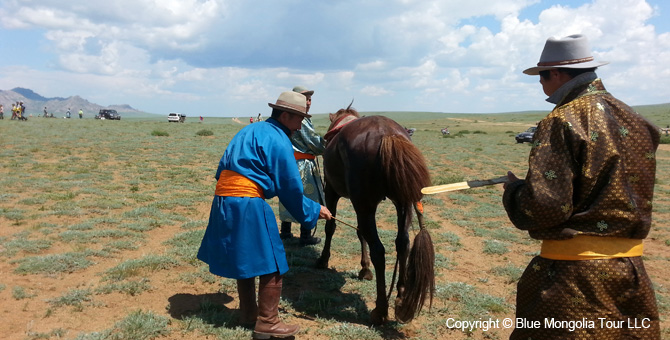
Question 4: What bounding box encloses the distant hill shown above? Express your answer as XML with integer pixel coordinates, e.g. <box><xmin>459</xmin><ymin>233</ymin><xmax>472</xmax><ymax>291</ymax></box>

<box><xmin>0</xmin><ymin>87</ymin><xmax>144</xmax><ymax>116</ymax></box>
<box><xmin>11</xmin><ymin>87</ymin><xmax>67</xmax><ymax>101</ymax></box>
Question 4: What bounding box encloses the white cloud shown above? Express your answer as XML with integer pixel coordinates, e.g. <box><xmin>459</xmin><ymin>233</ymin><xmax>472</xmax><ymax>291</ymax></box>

<box><xmin>361</xmin><ymin>86</ymin><xmax>392</xmax><ymax>96</ymax></box>
<box><xmin>0</xmin><ymin>0</ymin><xmax>668</xmax><ymax>115</ymax></box>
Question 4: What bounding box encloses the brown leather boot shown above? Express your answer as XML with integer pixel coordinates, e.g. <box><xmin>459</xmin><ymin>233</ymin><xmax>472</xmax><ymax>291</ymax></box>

<box><xmin>237</xmin><ymin>277</ymin><xmax>258</xmax><ymax>328</ymax></box>
<box><xmin>253</xmin><ymin>273</ymin><xmax>299</xmax><ymax>339</ymax></box>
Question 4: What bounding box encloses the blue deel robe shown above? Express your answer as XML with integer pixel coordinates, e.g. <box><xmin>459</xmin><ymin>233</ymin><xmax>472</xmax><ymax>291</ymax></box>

<box><xmin>197</xmin><ymin>118</ymin><xmax>321</xmax><ymax>279</ymax></box>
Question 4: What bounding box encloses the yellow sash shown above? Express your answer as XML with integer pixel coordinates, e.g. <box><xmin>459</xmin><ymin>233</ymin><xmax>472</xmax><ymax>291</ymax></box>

<box><xmin>215</xmin><ymin>170</ymin><xmax>264</xmax><ymax>198</ymax></box>
<box><xmin>540</xmin><ymin>235</ymin><xmax>643</xmax><ymax>260</ymax></box>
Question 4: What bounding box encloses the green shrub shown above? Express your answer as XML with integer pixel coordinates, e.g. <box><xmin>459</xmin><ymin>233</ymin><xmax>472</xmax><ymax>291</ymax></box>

<box><xmin>48</xmin><ymin>289</ymin><xmax>93</xmax><ymax>311</ymax></box>
<box><xmin>96</xmin><ymin>279</ymin><xmax>151</xmax><ymax>296</ymax></box>
<box><xmin>491</xmin><ymin>264</ymin><xmax>524</xmax><ymax>283</ymax></box>
<box><xmin>102</xmin><ymin>255</ymin><xmax>180</xmax><ymax>281</ymax></box>
<box><xmin>151</xmin><ymin>130</ymin><xmax>169</xmax><ymax>136</ymax></box>
<box><xmin>13</xmin><ymin>252</ymin><xmax>93</xmax><ymax>274</ymax></box>
<box><xmin>483</xmin><ymin>239</ymin><xmax>509</xmax><ymax>255</ymax></box>
<box><xmin>74</xmin><ymin>310</ymin><xmax>170</xmax><ymax>340</ymax></box>
<box><xmin>12</xmin><ymin>286</ymin><xmax>35</xmax><ymax>300</ymax></box>
<box><xmin>196</xmin><ymin>129</ymin><xmax>214</xmax><ymax>136</ymax></box>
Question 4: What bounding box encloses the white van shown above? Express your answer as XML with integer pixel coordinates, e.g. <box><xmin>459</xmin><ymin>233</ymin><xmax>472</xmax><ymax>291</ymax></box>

<box><xmin>168</xmin><ymin>112</ymin><xmax>186</xmax><ymax>123</ymax></box>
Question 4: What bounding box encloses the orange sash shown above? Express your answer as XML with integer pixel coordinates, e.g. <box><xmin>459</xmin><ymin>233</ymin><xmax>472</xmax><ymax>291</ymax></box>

<box><xmin>294</xmin><ymin>151</ymin><xmax>316</xmax><ymax>160</ymax></box>
<box><xmin>540</xmin><ymin>235</ymin><xmax>643</xmax><ymax>260</ymax></box>
<box><xmin>215</xmin><ymin>170</ymin><xmax>264</xmax><ymax>198</ymax></box>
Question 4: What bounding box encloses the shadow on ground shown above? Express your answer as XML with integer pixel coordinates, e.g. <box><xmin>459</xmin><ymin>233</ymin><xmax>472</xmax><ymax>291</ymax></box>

<box><xmin>282</xmin><ymin>237</ymin><xmax>407</xmax><ymax>339</ymax></box>
<box><xmin>167</xmin><ymin>292</ymin><xmax>237</xmax><ymax>327</ymax></box>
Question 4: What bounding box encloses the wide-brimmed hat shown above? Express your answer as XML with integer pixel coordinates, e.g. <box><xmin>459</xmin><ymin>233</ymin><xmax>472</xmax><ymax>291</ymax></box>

<box><xmin>268</xmin><ymin>91</ymin><xmax>311</xmax><ymax>118</ymax></box>
<box><xmin>292</xmin><ymin>85</ymin><xmax>314</xmax><ymax>96</ymax></box>
<box><xmin>523</xmin><ymin>34</ymin><xmax>609</xmax><ymax>75</ymax></box>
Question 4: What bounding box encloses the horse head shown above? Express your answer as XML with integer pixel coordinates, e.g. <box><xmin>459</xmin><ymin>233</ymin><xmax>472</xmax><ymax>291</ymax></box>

<box><xmin>327</xmin><ymin>100</ymin><xmax>360</xmax><ymax>130</ymax></box>
<box><xmin>325</xmin><ymin>101</ymin><xmax>361</xmax><ymax>141</ymax></box>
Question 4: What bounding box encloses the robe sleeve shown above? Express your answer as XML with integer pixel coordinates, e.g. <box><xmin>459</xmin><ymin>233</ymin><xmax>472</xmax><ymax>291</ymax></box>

<box><xmin>503</xmin><ymin>115</ymin><xmax>577</xmax><ymax>232</ymax></box>
<box><xmin>264</xmin><ymin>135</ymin><xmax>321</xmax><ymax>228</ymax></box>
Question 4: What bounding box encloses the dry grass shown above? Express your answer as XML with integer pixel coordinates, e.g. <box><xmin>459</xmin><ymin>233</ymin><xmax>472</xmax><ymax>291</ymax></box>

<box><xmin>1</xmin><ymin>108</ymin><xmax>669</xmax><ymax>339</ymax></box>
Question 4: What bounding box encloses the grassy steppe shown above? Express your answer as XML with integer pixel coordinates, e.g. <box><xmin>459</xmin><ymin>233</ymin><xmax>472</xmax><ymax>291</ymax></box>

<box><xmin>1</xmin><ymin>105</ymin><xmax>669</xmax><ymax>340</ymax></box>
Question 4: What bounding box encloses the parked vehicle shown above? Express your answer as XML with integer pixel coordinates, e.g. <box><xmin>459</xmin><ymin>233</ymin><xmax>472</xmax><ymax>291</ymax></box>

<box><xmin>168</xmin><ymin>112</ymin><xmax>186</xmax><ymax>123</ymax></box>
<box><xmin>515</xmin><ymin>126</ymin><xmax>537</xmax><ymax>143</ymax></box>
<box><xmin>96</xmin><ymin>109</ymin><xmax>121</xmax><ymax>120</ymax></box>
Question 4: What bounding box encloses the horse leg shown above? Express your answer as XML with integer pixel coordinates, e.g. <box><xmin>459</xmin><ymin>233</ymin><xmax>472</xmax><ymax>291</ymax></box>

<box><xmin>316</xmin><ymin>186</ymin><xmax>339</xmax><ymax>269</ymax></box>
<box><xmin>357</xmin><ymin>212</ymin><xmax>388</xmax><ymax>325</ymax></box>
<box><xmin>357</xmin><ymin>229</ymin><xmax>373</xmax><ymax>281</ymax></box>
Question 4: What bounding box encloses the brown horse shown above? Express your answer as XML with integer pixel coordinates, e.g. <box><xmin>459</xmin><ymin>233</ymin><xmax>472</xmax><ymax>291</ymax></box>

<box><xmin>316</xmin><ymin>106</ymin><xmax>435</xmax><ymax>324</ymax></box>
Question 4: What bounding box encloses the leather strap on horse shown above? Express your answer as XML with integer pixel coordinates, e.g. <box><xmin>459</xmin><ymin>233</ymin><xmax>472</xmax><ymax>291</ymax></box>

<box><xmin>324</xmin><ymin>114</ymin><xmax>358</xmax><ymax>141</ymax></box>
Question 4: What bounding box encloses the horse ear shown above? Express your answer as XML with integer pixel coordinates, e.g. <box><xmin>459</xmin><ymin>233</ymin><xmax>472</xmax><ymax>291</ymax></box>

<box><xmin>329</xmin><ymin>113</ymin><xmax>335</xmax><ymax>121</ymax></box>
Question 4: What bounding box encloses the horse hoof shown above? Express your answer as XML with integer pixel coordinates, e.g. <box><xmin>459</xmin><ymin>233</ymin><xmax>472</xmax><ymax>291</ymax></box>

<box><xmin>394</xmin><ymin>300</ymin><xmax>414</xmax><ymax>323</ymax></box>
<box><xmin>315</xmin><ymin>257</ymin><xmax>328</xmax><ymax>269</ymax></box>
<box><xmin>358</xmin><ymin>268</ymin><xmax>373</xmax><ymax>281</ymax></box>
<box><xmin>370</xmin><ymin>308</ymin><xmax>388</xmax><ymax>325</ymax></box>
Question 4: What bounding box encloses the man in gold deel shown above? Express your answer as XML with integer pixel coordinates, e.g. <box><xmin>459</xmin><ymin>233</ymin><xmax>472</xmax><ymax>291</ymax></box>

<box><xmin>503</xmin><ymin>34</ymin><xmax>661</xmax><ymax>339</ymax></box>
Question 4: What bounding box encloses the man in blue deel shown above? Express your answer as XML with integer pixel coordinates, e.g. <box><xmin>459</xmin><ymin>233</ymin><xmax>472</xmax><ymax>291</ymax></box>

<box><xmin>197</xmin><ymin>90</ymin><xmax>332</xmax><ymax>339</ymax></box>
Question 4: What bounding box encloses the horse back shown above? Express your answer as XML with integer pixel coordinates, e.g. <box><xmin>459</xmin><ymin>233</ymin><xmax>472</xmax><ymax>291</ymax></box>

<box><xmin>324</xmin><ymin>116</ymin><xmax>430</xmax><ymax>204</ymax></box>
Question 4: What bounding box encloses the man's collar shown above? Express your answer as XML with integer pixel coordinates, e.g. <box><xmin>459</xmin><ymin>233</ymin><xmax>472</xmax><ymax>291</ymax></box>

<box><xmin>266</xmin><ymin>117</ymin><xmax>291</xmax><ymax>136</ymax></box>
<box><xmin>546</xmin><ymin>71</ymin><xmax>598</xmax><ymax>104</ymax></box>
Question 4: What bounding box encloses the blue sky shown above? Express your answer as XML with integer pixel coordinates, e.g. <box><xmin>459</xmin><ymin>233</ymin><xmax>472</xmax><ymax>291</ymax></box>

<box><xmin>1</xmin><ymin>0</ymin><xmax>668</xmax><ymax>117</ymax></box>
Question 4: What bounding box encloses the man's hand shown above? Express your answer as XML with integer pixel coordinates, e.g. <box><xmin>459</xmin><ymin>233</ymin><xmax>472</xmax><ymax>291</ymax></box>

<box><xmin>319</xmin><ymin>205</ymin><xmax>333</xmax><ymax>220</ymax></box>
<box><xmin>504</xmin><ymin>171</ymin><xmax>520</xmax><ymax>189</ymax></box>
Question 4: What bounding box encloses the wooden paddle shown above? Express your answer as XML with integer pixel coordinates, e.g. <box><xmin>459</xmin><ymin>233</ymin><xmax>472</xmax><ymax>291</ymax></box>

<box><xmin>421</xmin><ymin>176</ymin><xmax>508</xmax><ymax>195</ymax></box>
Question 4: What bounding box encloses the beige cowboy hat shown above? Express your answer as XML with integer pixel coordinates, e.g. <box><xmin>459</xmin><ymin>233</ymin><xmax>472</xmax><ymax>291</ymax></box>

<box><xmin>292</xmin><ymin>85</ymin><xmax>314</xmax><ymax>96</ymax></box>
<box><xmin>268</xmin><ymin>91</ymin><xmax>311</xmax><ymax>118</ymax></box>
<box><xmin>523</xmin><ymin>34</ymin><xmax>609</xmax><ymax>75</ymax></box>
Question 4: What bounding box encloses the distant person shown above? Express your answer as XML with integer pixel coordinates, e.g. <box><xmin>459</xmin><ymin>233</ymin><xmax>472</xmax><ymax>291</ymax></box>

<box><xmin>503</xmin><ymin>34</ymin><xmax>660</xmax><ymax>339</ymax></box>
<box><xmin>278</xmin><ymin>86</ymin><xmax>326</xmax><ymax>246</ymax></box>
<box><xmin>0</xmin><ymin>104</ymin><xmax>4</xmax><ymax>119</ymax></box>
<box><xmin>43</xmin><ymin>106</ymin><xmax>48</xmax><ymax>117</ymax></box>
<box><xmin>11</xmin><ymin>103</ymin><xmax>17</xmax><ymax>119</ymax></box>
<box><xmin>78</xmin><ymin>109</ymin><xmax>83</xmax><ymax>119</ymax></box>
<box><xmin>19</xmin><ymin>101</ymin><xmax>25</xmax><ymax>118</ymax></box>
<box><xmin>256</xmin><ymin>113</ymin><xmax>262</xmax><ymax>122</ymax></box>
<box><xmin>197</xmin><ymin>91</ymin><xmax>332</xmax><ymax>339</ymax></box>
<box><xmin>66</xmin><ymin>108</ymin><xmax>71</xmax><ymax>119</ymax></box>
<box><xmin>250</xmin><ymin>116</ymin><xmax>254</xmax><ymax>124</ymax></box>
<box><xmin>200</xmin><ymin>115</ymin><xmax>203</xmax><ymax>122</ymax></box>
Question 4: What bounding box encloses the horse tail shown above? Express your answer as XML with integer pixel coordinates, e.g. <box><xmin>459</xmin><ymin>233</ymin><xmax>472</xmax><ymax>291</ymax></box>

<box><xmin>379</xmin><ymin>135</ymin><xmax>430</xmax><ymax>204</ymax></box>
<box><xmin>380</xmin><ymin>135</ymin><xmax>434</xmax><ymax>322</ymax></box>
<box><xmin>396</xmin><ymin>225</ymin><xmax>435</xmax><ymax>322</ymax></box>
